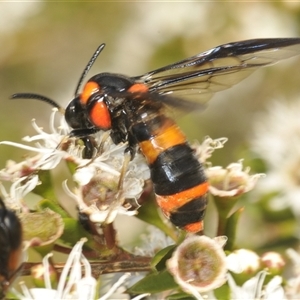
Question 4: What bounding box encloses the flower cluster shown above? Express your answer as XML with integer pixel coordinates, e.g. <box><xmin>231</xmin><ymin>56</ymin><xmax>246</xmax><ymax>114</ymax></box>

<box><xmin>0</xmin><ymin>109</ymin><xmax>149</xmax><ymax>226</ymax></box>
<box><xmin>251</xmin><ymin>100</ymin><xmax>300</xmax><ymax>218</ymax></box>
<box><xmin>0</xmin><ymin>108</ymin><xmax>268</xmax><ymax>299</ymax></box>
<box><xmin>13</xmin><ymin>239</ymin><xmax>149</xmax><ymax>300</ymax></box>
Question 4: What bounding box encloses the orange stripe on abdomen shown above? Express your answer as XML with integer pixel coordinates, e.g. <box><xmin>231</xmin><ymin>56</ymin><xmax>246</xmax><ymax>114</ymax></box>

<box><xmin>156</xmin><ymin>181</ymin><xmax>209</xmax><ymax>215</ymax></box>
<box><xmin>139</xmin><ymin>122</ymin><xmax>186</xmax><ymax>164</ymax></box>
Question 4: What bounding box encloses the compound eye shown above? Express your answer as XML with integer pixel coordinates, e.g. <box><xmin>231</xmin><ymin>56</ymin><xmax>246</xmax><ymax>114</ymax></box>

<box><xmin>65</xmin><ymin>97</ymin><xmax>93</xmax><ymax>129</ymax></box>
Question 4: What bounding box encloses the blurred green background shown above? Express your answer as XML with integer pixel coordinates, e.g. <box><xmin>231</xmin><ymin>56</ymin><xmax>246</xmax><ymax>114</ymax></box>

<box><xmin>1</xmin><ymin>2</ymin><xmax>300</xmax><ymax>249</ymax></box>
<box><xmin>1</xmin><ymin>2</ymin><xmax>300</xmax><ymax>164</ymax></box>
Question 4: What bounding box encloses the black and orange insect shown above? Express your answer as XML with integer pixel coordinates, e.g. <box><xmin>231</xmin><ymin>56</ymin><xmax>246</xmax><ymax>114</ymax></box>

<box><xmin>0</xmin><ymin>198</ymin><xmax>23</xmax><ymax>299</ymax></box>
<box><xmin>12</xmin><ymin>38</ymin><xmax>300</xmax><ymax>233</ymax></box>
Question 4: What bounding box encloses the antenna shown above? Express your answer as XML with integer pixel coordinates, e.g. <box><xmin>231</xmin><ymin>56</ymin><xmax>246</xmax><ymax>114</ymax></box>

<box><xmin>11</xmin><ymin>93</ymin><xmax>65</xmax><ymax>114</ymax></box>
<box><xmin>11</xmin><ymin>43</ymin><xmax>106</xmax><ymax>114</ymax></box>
<box><xmin>74</xmin><ymin>43</ymin><xmax>106</xmax><ymax>97</ymax></box>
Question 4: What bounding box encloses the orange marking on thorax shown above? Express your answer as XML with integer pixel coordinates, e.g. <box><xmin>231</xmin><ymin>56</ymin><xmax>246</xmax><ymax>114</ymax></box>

<box><xmin>90</xmin><ymin>101</ymin><xmax>111</xmax><ymax>130</ymax></box>
<box><xmin>156</xmin><ymin>182</ymin><xmax>209</xmax><ymax>215</ymax></box>
<box><xmin>80</xmin><ymin>81</ymin><xmax>100</xmax><ymax>105</ymax></box>
<box><xmin>139</xmin><ymin>123</ymin><xmax>187</xmax><ymax>164</ymax></box>
<box><xmin>128</xmin><ymin>83</ymin><xmax>149</xmax><ymax>94</ymax></box>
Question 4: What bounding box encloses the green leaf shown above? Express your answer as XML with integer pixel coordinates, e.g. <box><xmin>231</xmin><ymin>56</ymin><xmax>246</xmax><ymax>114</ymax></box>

<box><xmin>65</xmin><ymin>160</ymin><xmax>78</xmax><ymax>175</ymax></box>
<box><xmin>214</xmin><ymin>283</ymin><xmax>230</xmax><ymax>300</ymax></box>
<box><xmin>128</xmin><ymin>269</ymin><xmax>177</xmax><ymax>294</ymax></box>
<box><xmin>6</xmin><ymin>290</ymin><xmax>20</xmax><ymax>299</ymax></box>
<box><xmin>259</xmin><ymin>191</ymin><xmax>294</xmax><ymax>222</ymax></box>
<box><xmin>151</xmin><ymin>244</ymin><xmax>176</xmax><ymax>271</ymax></box>
<box><xmin>60</xmin><ymin>217</ymin><xmax>93</xmax><ymax>247</ymax></box>
<box><xmin>136</xmin><ymin>196</ymin><xmax>177</xmax><ymax>240</ymax></box>
<box><xmin>37</xmin><ymin>198</ymin><xmax>71</xmax><ymax>218</ymax></box>
<box><xmin>224</xmin><ymin>207</ymin><xmax>244</xmax><ymax>251</ymax></box>
<box><xmin>167</xmin><ymin>293</ymin><xmax>195</xmax><ymax>300</ymax></box>
<box><xmin>33</xmin><ymin>170</ymin><xmax>57</xmax><ymax>202</ymax></box>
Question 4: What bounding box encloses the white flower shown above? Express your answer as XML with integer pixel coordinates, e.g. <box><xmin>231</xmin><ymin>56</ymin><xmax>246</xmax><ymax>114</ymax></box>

<box><xmin>0</xmin><ymin>108</ymin><xmax>150</xmax><ymax>225</ymax></box>
<box><xmin>228</xmin><ymin>271</ymin><xmax>285</xmax><ymax>299</ymax></box>
<box><xmin>226</xmin><ymin>249</ymin><xmax>261</xmax><ymax>274</ymax></box>
<box><xmin>15</xmin><ymin>239</ymin><xmax>97</xmax><ymax>299</ymax></box>
<box><xmin>206</xmin><ymin>160</ymin><xmax>264</xmax><ymax>197</ymax></box>
<box><xmin>73</xmin><ymin>137</ymin><xmax>149</xmax><ymax>190</ymax></box>
<box><xmin>14</xmin><ymin>239</ymin><xmax>149</xmax><ymax>300</ymax></box>
<box><xmin>99</xmin><ymin>273</ymin><xmax>149</xmax><ymax>300</ymax></box>
<box><xmin>63</xmin><ymin>180</ymin><xmax>138</xmax><ymax>225</ymax></box>
<box><xmin>65</xmin><ymin>134</ymin><xmax>149</xmax><ymax>225</ymax></box>
<box><xmin>192</xmin><ymin>136</ymin><xmax>228</xmax><ymax>163</ymax></box>
<box><xmin>285</xmin><ymin>248</ymin><xmax>300</xmax><ymax>298</ymax></box>
<box><xmin>251</xmin><ymin>100</ymin><xmax>300</xmax><ymax>217</ymax></box>
<box><xmin>0</xmin><ymin>175</ymin><xmax>39</xmax><ymax>211</ymax></box>
<box><xmin>133</xmin><ymin>226</ymin><xmax>174</xmax><ymax>256</ymax></box>
<box><xmin>0</xmin><ymin>110</ymin><xmax>76</xmax><ymax>178</ymax></box>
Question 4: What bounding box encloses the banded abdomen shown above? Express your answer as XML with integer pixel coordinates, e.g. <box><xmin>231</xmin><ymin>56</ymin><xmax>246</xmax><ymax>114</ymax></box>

<box><xmin>129</xmin><ymin>98</ymin><xmax>208</xmax><ymax>233</ymax></box>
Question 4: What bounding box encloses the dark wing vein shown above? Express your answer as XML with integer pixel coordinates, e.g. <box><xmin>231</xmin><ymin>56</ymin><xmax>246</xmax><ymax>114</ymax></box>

<box><xmin>133</xmin><ymin>38</ymin><xmax>300</xmax><ymax>111</ymax></box>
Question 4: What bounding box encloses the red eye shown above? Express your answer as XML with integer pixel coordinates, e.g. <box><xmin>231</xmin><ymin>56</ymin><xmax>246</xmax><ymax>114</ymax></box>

<box><xmin>80</xmin><ymin>81</ymin><xmax>100</xmax><ymax>105</ymax></box>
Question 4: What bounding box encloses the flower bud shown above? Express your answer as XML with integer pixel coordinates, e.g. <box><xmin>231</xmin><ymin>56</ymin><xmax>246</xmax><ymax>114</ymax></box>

<box><xmin>261</xmin><ymin>251</ymin><xmax>285</xmax><ymax>275</ymax></box>
<box><xmin>227</xmin><ymin>249</ymin><xmax>261</xmax><ymax>275</ymax></box>
<box><xmin>31</xmin><ymin>263</ymin><xmax>58</xmax><ymax>288</ymax></box>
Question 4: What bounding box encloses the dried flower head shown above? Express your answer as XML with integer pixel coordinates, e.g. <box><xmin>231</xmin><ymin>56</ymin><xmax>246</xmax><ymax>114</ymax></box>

<box><xmin>166</xmin><ymin>235</ymin><xmax>227</xmax><ymax>298</ymax></box>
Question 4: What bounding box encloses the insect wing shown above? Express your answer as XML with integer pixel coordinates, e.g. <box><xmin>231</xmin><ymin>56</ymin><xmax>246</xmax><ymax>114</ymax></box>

<box><xmin>134</xmin><ymin>38</ymin><xmax>300</xmax><ymax>110</ymax></box>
